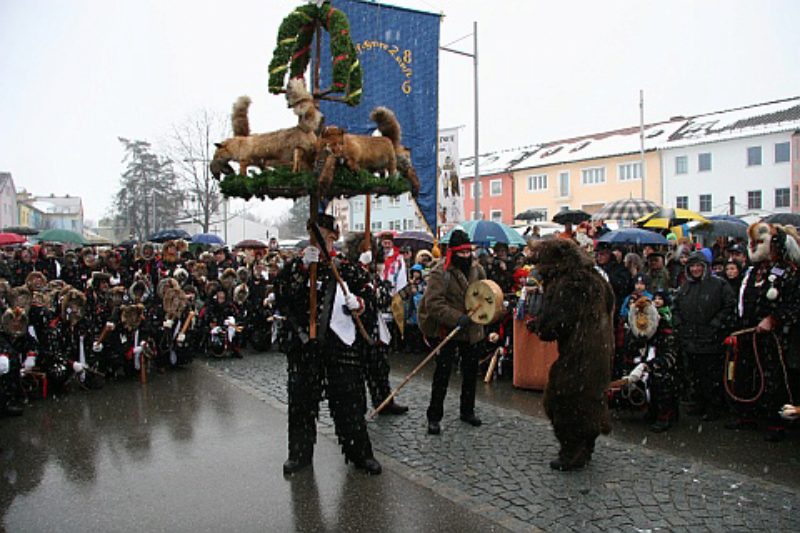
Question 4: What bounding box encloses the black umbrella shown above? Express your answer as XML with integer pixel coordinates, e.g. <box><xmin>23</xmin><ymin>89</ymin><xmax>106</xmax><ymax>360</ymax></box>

<box><xmin>2</xmin><ymin>226</ymin><xmax>39</xmax><ymax>236</ymax></box>
<box><xmin>147</xmin><ymin>229</ymin><xmax>192</xmax><ymax>243</ymax></box>
<box><xmin>515</xmin><ymin>208</ymin><xmax>548</xmax><ymax>222</ymax></box>
<box><xmin>552</xmin><ymin>209</ymin><xmax>591</xmax><ymax>225</ymax></box>
<box><xmin>394</xmin><ymin>230</ymin><xmax>434</xmax><ymax>253</ymax></box>
<box><xmin>761</xmin><ymin>213</ymin><xmax>800</xmax><ymax>227</ymax></box>
<box><xmin>690</xmin><ymin>220</ymin><xmax>749</xmax><ymax>240</ymax></box>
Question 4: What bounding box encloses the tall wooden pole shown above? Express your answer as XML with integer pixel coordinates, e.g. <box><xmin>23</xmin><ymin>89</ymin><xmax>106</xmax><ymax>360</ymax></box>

<box><xmin>308</xmin><ymin>22</ymin><xmax>324</xmax><ymax>340</ymax></box>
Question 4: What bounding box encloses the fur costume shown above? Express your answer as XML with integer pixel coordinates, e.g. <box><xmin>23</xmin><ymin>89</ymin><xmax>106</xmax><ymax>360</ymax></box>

<box><xmin>315</xmin><ymin>106</ymin><xmax>420</xmax><ymax>197</ymax></box>
<box><xmin>210</xmin><ymin>79</ymin><xmax>322</xmax><ymax>177</ymax></box>
<box><xmin>528</xmin><ymin>239</ymin><xmax>613</xmax><ymax>471</ymax></box>
<box><xmin>25</xmin><ymin>271</ymin><xmax>47</xmax><ymax>292</ymax></box>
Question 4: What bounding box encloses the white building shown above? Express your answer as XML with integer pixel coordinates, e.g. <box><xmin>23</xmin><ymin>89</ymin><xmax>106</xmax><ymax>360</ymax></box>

<box><xmin>660</xmin><ymin>97</ymin><xmax>800</xmax><ymax>217</ymax></box>
<box><xmin>0</xmin><ymin>172</ymin><xmax>18</xmax><ymax>229</ymax></box>
<box><xmin>348</xmin><ymin>192</ymin><xmax>422</xmax><ymax>234</ymax></box>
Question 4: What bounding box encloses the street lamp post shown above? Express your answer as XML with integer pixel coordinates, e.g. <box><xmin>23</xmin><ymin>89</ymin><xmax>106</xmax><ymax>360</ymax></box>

<box><xmin>441</xmin><ymin>21</ymin><xmax>480</xmax><ymax>221</ymax></box>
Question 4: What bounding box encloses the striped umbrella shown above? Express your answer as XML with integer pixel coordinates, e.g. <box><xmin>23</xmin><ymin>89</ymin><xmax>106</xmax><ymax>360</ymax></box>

<box><xmin>591</xmin><ymin>198</ymin><xmax>660</xmax><ymax>221</ymax></box>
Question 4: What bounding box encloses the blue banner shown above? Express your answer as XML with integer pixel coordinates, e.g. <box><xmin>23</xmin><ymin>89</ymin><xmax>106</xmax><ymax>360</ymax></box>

<box><xmin>320</xmin><ymin>0</ymin><xmax>440</xmax><ymax>233</ymax></box>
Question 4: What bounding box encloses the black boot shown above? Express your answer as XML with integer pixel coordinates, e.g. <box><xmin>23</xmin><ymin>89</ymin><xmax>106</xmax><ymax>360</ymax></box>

<box><xmin>427</xmin><ymin>421</ymin><xmax>441</xmax><ymax>435</ymax></box>
<box><xmin>460</xmin><ymin>413</ymin><xmax>482</xmax><ymax>427</ymax></box>
<box><xmin>355</xmin><ymin>457</ymin><xmax>382</xmax><ymax>475</ymax></box>
<box><xmin>282</xmin><ymin>457</ymin><xmax>311</xmax><ymax>475</ymax></box>
<box><xmin>380</xmin><ymin>401</ymin><xmax>409</xmax><ymax>415</ymax></box>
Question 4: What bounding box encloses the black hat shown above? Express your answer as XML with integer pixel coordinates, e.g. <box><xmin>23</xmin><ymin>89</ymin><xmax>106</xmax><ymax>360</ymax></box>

<box><xmin>728</xmin><ymin>243</ymin><xmax>745</xmax><ymax>254</ymax></box>
<box><xmin>633</xmin><ymin>273</ymin><xmax>650</xmax><ymax>286</ymax></box>
<box><xmin>449</xmin><ymin>228</ymin><xmax>471</xmax><ymax>248</ymax></box>
<box><xmin>311</xmin><ymin>214</ymin><xmax>339</xmax><ymax>233</ymax></box>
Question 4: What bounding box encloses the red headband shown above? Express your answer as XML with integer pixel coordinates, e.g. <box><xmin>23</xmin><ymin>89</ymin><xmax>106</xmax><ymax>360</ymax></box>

<box><xmin>444</xmin><ymin>244</ymin><xmax>472</xmax><ymax>269</ymax></box>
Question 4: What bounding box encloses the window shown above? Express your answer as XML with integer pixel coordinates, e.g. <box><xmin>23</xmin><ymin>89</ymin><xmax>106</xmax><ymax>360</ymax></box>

<box><xmin>698</xmin><ymin>153</ymin><xmax>712</xmax><ymax>172</ymax></box>
<box><xmin>748</xmin><ymin>190</ymin><xmax>762</xmax><ymax>210</ymax></box>
<box><xmin>353</xmin><ymin>199</ymin><xmax>364</xmax><ymax>212</ymax></box>
<box><xmin>775</xmin><ymin>188</ymin><xmax>790</xmax><ymax>208</ymax></box>
<box><xmin>470</xmin><ymin>182</ymin><xmax>483</xmax><ymax>199</ymax></box>
<box><xmin>354</xmin><ymin>222</ymin><xmax>365</xmax><ymax>231</ymax></box>
<box><xmin>675</xmin><ymin>156</ymin><xmax>688</xmax><ymax>175</ymax></box>
<box><xmin>581</xmin><ymin>167</ymin><xmax>606</xmax><ymax>185</ymax></box>
<box><xmin>490</xmin><ymin>179</ymin><xmax>502</xmax><ymax>196</ymax></box>
<box><xmin>558</xmin><ymin>171</ymin><xmax>570</xmax><ymax>197</ymax></box>
<box><xmin>527</xmin><ymin>174</ymin><xmax>547</xmax><ymax>191</ymax></box>
<box><xmin>371</xmin><ymin>221</ymin><xmax>382</xmax><ymax>230</ymax></box>
<box><xmin>618</xmin><ymin>162</ymin><xmax>641</xmax><ymax>181</ymax></box>
<box><xmin>699</xmin><ymin>194</ymin><xmax>712</xmax><ymax>212</ymax></box>
<box><xmin>747</xmin><ymin>146</ymin><xmax>762</xmax><ymax>166</ymax></box>
<box><xmin>676</xmin><ymin>196</ymin><xmax>688</xmax><ymax>209</ymax></box>
<box><xmin>775</xmin><ymin>142</ymin><xmax>790</xmax><ymax>163</ymax></box>
<box><xmin>388</xmin><ymin>196</ymin><xmax>400</xmax><ymax>207</ymax></box>
<box><xmin>372</xmin><ymin>197</ymin><xmax>382</xmax><ymax>209</ymax></box>
<box><xmin>490</xmin><ymin>210</ymin><xmax>502</xmax><ymax>222</ymax></box>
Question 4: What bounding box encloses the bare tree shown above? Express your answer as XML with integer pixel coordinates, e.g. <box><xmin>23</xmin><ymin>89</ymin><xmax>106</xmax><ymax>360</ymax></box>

<box><xmin>166</xmin><ymin>109</ymin><xmax>228</xmax><ymax>233</ymax></box>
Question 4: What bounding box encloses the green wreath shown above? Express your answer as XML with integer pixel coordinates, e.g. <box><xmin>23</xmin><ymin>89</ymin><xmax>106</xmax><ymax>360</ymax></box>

<box><xmin>268</xmin><ymin>1</ymin><xmax>362</xmax><ymax>106</ymax></box>
<box><xmin>219</xmin><ymin>168</ymin><xmax>410</xmax><ymax>201</ymax></box>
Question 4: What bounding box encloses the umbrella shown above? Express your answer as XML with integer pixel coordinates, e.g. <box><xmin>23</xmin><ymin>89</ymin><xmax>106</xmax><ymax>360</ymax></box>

<box><xmin>118</xmin><ymin>239</ymin><xmax>139</xmax><ymax>248</ymax></box>
<box><xmin>761</xmin><ymin>213</ymin><xmax>800</xmax><ymax>227</ymax></box>
<box><xmin>636</xmin><ymin>207</ymin><xmax>707</xmax><ymax>229</ymax></box>
<box><xmin>441</xmin><ymin>220</ymin><xmax>527</xmax><ymax>247</ymax></box>
<box><xmin>707</xmin><ymin>215</ymin><xmax>748</xmax><ymax>225</ymax></box>
<box><xmin>597</xmin><ymin>228</ymin><xmax>668</xmax><ymax>246</ymax></box>
<box><xmin>36</xmin><ymin>228</ymin><xmax>87</xmax><ymax>245</ymax></box>
<box><xmin>0</xmin><ymin>232</ymin><xmax>27</xmax><ymax>246</ymax></box>
<box><xmin>2</xmin><ymin>226</ymin><xmax>39</xmax><ymax>236</ymax></box>
<box><xmin>690</xmin><ymin>220</ymin><xmax>749</xmax><ymax>240</ymax></box>
<box><xmin>591</xmin><ymin>198</ymin><xmax>660</xmax><ymax>221</ymax></box>
<box><xmin>515</xmin><ymin>208</ymin><xmax>548</xmax><ymax>222</ymax></box>
<box><xmin>147</xmin><ymin>228</ymin><xmax>191</xmax><ymax>243</ymax></box>
<box><xmin>552</xmin><ymin>209</ymin><xmax>591</xmax><ymax>225</ymax></box>
<box><xmin>192</xmin><ymin>233</ymin><xmax>225</xmax><ymax>245</ymax></box>
<box><xmin>234</xmin><ymin>239</ymin><xmax>268</xmax><ymax>249</ymax></box>
<box><xmin>394</xmin><ymin>230</ymin><xmax>434</xmax><ymax>252</ymax></box>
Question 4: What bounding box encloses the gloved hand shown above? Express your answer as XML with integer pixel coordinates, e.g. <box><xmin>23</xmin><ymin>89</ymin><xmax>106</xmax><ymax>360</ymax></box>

<box><xmin>23</xmin><ymin>355</ymin><xmax>36</xmax><ymax>371</ymax></box>
<box><xmin>757</xmin><ymin>315</ymin><xmax>776</xmax><ymax>333</ymax></box>
<box><xmin>264</xmin><ymin>293</ymin><xmax>276</xmax><ymax>306</ymax></box>
<box><xmin>302</xmin><ymin>246</ymin><xmax>320</xmax><ymax>267</ymax></box>
<box><xmin>163</xmin><ymin>319</ymin><xmax>174</xmax><ymax>329</ymax></box>
<box><xmin>177</xmin><ymin>333</ymin><xmax>186</xmax><ymax>344</ymax></box>
<box><xmin>456</xmin><ymin>314</ymin><xmax>471</xmax><ymax>329</ymax></box>
<box><xmin>344</xmin><ymin>292</ymin><xmax>361</xmax><ymax>311</ymax></box>
<box><xmin>359</xmin><ymin>250</ymin><xmax>372</xmax><ymax>265</ymax></box>
<box><xmin>0</xmin><ymin>355</ymin><xmax>9</xmax><ymax>375</ymax></box>
<box><xmin>72</xmin><ymin>361</ymin><xmax>85</xmax><ymax>373</ymax></box>
<box><xmin>93</xmin><ymin>342</ymin><xmax>103</xmax><ymax>353</ymax></box>
<box><xmin>105</xmin><ymin>322</ymin><xmax>115</xmax><ymax>331</ymax></box>
<box><xmin>627</xmin><ymin>362</ymin><xmax>648</xmax><ymax>383</ymax></box>
<box><xmin>223</xmin><ymin>316</ymin><xmax>236</xmax><ymax>327</ymax></box>
<box><xmin>211</xmin><ymin>326</ymin><xmax>222</xmax><ymax>335</ymax></box>
<box><xmin>780</xmin><ymin>404</ymin><xmax>799</xmax><ymax>420</ymax></box>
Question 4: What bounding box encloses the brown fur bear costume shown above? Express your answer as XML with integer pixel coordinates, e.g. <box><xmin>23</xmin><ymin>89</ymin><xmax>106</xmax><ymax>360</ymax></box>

<box><xmin>529</xmin><ymin>239</ymin><xmax>614</xmax><ymax>471</ymax></box>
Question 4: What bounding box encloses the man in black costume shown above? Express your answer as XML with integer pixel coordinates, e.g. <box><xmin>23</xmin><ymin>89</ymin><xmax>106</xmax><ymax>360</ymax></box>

<box><xmin>274</xmin><ymin>214</ymin><xmax>381</xmax><ymax>476</ymax></box>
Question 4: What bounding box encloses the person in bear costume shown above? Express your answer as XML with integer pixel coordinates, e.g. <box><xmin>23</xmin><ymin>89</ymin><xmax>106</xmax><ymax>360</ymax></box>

<box><xmin>528</xmin><ymin>238</ymin><xmax>614</xmax><ymax>471</ymax></box>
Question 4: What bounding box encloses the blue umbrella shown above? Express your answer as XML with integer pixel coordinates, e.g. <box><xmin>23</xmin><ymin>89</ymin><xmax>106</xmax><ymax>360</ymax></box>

<box><xmin>191</xmin><ymin>233</ymin><xmax>225</xmax><ymax>245</ymax></box>
<box><xmin>441</xmin><ymin>220</ymin><xmax>527</xmax><ymax>246</ymax></box>
<box><xmin>597</xmin><ymin>228</ymin><xmax>668</xmax><ymax>246</ymax></box>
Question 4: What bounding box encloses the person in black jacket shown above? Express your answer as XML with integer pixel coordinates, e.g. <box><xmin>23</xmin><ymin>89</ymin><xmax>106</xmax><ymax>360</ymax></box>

<box><xmin>274</xmin><ymin>215</ymin><xmax>381</xmax><ymax>476</ymax></box>
<box><xmin>672</xmin><ymin>251</ymin><xmax>736</xmax><ymax>421</ymax></box>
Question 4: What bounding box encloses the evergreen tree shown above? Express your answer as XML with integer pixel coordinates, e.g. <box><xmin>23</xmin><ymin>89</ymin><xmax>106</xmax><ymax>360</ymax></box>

<box><xmin>113</xmin><ymin>138</ymin><xmax>184</xmax><ymax>241</ymax></box>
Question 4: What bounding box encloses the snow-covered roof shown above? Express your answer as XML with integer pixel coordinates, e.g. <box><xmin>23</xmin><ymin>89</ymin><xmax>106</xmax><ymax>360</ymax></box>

<box><xmin>458</xmin><ymin>96</ymin><xmax>800</xmax><ymax>176</ymax></box>
<box><xmin>662</xmin><ymin>96</ymin><xmax>800</xmax><ymax>148</ymax></box>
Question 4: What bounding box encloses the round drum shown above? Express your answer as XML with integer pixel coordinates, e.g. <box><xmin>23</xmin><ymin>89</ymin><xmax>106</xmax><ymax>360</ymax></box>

<box><xmin>465</xmin><ymin>279</ymin><xmax>504</xmax><ymax>325</ymax></box>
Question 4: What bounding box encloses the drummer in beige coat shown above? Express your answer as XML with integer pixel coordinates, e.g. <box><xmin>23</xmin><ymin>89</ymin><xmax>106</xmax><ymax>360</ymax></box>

<box><xmin>418</xmin><ymin>228</ymin><xmax>487</xmax><ymax>435</ymax></box>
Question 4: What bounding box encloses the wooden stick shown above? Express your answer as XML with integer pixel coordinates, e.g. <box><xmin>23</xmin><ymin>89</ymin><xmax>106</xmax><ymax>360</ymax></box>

<box><xmin>483</xmin><ymin>346</ymin><xmax>503</xmax><ymax>383</ymax></box>
<box><xmin>179</xmin><ymin>311</ymin><xmax>196</xmax><ymax>338</ymax></box>
<box><xmin>367</xmin><ymin>304</ymin><xmax>480</xmax><ymax>420</ymax></box>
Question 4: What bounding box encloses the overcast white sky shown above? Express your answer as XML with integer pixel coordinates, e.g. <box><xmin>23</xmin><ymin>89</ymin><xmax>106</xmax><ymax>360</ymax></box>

<box><xmin>1</xmin><ymin>0</ymin><xmax>798</xmax><ymax>223</ymax></box>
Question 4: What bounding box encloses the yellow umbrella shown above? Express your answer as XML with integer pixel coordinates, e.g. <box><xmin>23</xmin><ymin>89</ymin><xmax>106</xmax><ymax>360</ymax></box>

<box><xmin>635</xmin><ymin>207</ymin><xmax>707</xmax><ymax>229</ymax></box>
